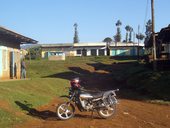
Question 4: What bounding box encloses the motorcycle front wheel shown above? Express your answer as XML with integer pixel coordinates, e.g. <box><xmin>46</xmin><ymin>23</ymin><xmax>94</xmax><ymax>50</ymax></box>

<box><xmin>56</xmin><ymin>102</ymin><xmax>75</xmax><ymax>120</ymax></box>
<box><xmin>97</xmin><ymin>104</ymin><xmax>116</xmax><ymax>119</ymax></box>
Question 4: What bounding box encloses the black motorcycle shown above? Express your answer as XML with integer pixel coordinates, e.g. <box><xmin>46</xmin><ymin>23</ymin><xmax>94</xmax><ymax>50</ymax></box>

<box><xmin>56</xmin><ymin>78</ymin><xmax>119</xmax><ymax>120</ymax></box>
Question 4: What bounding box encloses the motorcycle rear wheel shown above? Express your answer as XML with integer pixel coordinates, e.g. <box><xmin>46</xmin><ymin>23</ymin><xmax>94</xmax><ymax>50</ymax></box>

<box><xmin>97</xmin><ymin>104</ymin><xmax>116</xmax><ymax>119</ymax></box>
<box><xmin>56</xmin><ymin>102</ymin><xmax>75</xmax><ymax>120</ymax></box>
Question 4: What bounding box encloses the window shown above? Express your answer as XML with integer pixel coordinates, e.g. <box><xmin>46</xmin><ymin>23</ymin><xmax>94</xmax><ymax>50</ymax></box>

<box><xmin>99</xmin><ymin>49</ymin><xmax>105</xmax><ymax>56</ymax></box>
<box><xmin>91</xmin><ymin>49</ymin><xmax>97</xmax><ymax>56</ymax></box>
<box><xmin>76</xmin><ymin>49</ymin><xmax>81</xmax><ymax>54</ymax></box>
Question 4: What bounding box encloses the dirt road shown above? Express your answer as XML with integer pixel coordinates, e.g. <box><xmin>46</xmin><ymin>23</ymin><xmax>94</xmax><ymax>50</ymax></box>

<box><xmin>15</xmin><ymin>98</ymin><xmax>170</xmax><ymax>128</ymax></box>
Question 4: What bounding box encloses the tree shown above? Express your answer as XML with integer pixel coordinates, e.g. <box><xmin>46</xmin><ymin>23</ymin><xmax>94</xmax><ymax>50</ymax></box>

<box><xmin>73</xmin><ymin>23</ymin><xmax>79</xmax><ymax>43</ymax></box>
<box><xmin>144</xmin><ymin>19</ymin><xmax>152</xmax><ymax>45</ymax></box>
<box><xmin>103</xmin><ymin>37</ymin><xmax>112</xmax><ymax>56</ymax></box>
<box><xmin>125</xmin><ymin>25</ymin><xmax>131</xmax><ymax>42</ymax></box>
<box><xmin>114</xmin><ymin>20</ymin><xmax>122</xmax><ymax>42</ymax></box>
<box><xmin>26</xmin><ymin>47</ymin><xmax>41</xmax><ymax>60</ymax></box>
<box><xmin>129</xmin><ymin>27</ymin><xmax>133</xmax><ymax>42</ymax></box>
<box><xmin>136</xmin><ymin>33</ymin><xmax>145</xmax><ymax>42</ymax></box>
<box><xmin>125</xmin><ymin>25</ymin><xmax>133</xmax><ymax>43</ymax></box>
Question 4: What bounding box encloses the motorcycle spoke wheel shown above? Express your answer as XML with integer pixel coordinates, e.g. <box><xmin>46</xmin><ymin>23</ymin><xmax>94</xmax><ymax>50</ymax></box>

<box><xmin>98</xmin><ymin>104</ymin><xmax>116</xmax><ymax>119</ymax></box>
<box><xmin>56</xmin><ymin>103</ymin><xmax>75</xmax><ymax>120</ymax></box>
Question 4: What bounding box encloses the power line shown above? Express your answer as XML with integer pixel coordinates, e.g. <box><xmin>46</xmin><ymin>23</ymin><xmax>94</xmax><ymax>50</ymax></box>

<box><xmin>142</xmin><ymin>0</ymin><xmax>149</xmax><ymax>33</ymax></box>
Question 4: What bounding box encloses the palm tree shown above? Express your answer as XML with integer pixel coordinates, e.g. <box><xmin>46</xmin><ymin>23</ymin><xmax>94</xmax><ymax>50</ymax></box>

<box><xmin>136</xmin><ymin>33</ymin><xmax>145</xmax><ymax>41</ymax></box>
<box><xmin>115</xmin><ymin>20</ymin><xmax>122</xmax><ymax>42</ymax></box>
<box><xmin>129</xmin><ymin>27</ymin><xmax>133</xmax><ymax>42</ymax></box>
<box><xmin>103</xmin><ymin>37</ymin><xmax>112</xmax><ymax>56</ymax></box>
<box><xmin>116</xmin><ymin>20</ymin><xmax>122</xmax><ymax>26</ymax></box>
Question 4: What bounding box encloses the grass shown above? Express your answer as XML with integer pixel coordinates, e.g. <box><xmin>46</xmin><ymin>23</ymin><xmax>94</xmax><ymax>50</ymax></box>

<box><xmin>0</xmin><ymin>78</ymin><xmax>69</xmax><ymax>127</ymax></box>
<box><xmin>0</xmin><ymin>56</ymin><xmax>170</xmax><ymax>127</ymax></box>
<box><xmin>127</xmin><ymin>70</ymin><xmax>170</xmax><ymax>101</ymax></box>
<box><xmin>0</xmin><ymin>108</ymin><xmax>21</xmax><ymax>128</ymax></box>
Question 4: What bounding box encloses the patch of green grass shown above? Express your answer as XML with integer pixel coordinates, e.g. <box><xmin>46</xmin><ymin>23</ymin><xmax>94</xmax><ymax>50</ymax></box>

<box><xmin>121</xmin><ymin>64</ymin><xmax>170</xmax><ymax>101</ymax></box>
<box><xmin>147</xmin><ymin>100</ymin><xmax>170</xmax><ymax>105</ymax></box>
<box><xmin>0</xmin><ymin>108</ymin><xmax>22</xmax><ymax>128</ymax></box>
<box><xmin>0</xmin><ymin>78</ymin><xmax>69</xmax><ymax>107</ymax></box>
<box><xmin>0</xmin><ymin>78</ymin><xmax>69</xmax><ymax>127</ymax></box>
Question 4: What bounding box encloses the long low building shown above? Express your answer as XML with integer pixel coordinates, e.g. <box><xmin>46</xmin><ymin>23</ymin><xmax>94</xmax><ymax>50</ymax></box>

<box><xmin>40</xmin><ymin>42</ymin><xmax>144</xmax><ymax>58</ymax></box>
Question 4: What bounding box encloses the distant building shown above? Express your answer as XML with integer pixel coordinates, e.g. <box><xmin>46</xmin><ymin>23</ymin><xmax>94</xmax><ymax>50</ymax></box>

<box><xmin>0</xmin><ymin>26</ymin><xmax>37</xmax><ymax>80</ymax></box>
<box><xmin>39</xmin><ymin>42</ymin><xmax>144</xmax><ymax>58</ymax></box>
<box><xmin>145</xmin><ymin>25</ymin><xmax>170</xmax><ymax>61</ymax></box>
<box><xmin>45</xmin><ymin>51</ymin><xmax>65</xmax><ymax>61</ymax></box>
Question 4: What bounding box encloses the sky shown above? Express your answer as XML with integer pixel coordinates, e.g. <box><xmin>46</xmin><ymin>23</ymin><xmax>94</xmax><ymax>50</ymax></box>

<box><xmin>0</xmin><ymin>0</ymin><xmax>169</xmax><ymax>44</ymax></box>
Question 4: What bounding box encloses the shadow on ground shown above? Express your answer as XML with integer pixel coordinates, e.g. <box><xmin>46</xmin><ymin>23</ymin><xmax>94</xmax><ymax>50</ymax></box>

<box><xmin>15</xmin><ymin>101</ymin><xmax>102</xmax><ymax>120</ymax></box>
<box><xmin>15</xmin><ymin>101</ymin><xmax>58</xmax><ymax>120</ymax></box>
<box><xmin>42</xmin><ymin>59</ymin><xmax>170</xmax><ymax>101</ymax></box>
<box><xmin>43</xmin><ymin>61</ymin><xmax>152</xmax><ymax>101</ymax></box>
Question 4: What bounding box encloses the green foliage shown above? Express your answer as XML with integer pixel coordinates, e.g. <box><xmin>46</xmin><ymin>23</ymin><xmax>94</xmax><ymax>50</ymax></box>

<box><xmin>73</xmin><ymin>23</ymin><xmax>79</xmax><ymax>43</ymax></box>
<box><xmin>103</xmin><ymin>37</ymin><xmax>112</xmax><ymax>43</ymax></box>
<box><xmin>115</xmin><ymin>20</ymin><xmax>122</xmax><ymax>26</ymax></box>
<box><xmin>114</xmin><ymin>20</ymin><xmax>122</xmax><ymax>42</ymax></box>
<box><xmin>26</xmin><ymin>47</ymin><xmax>42</xmax><ymax>60</ymax></box>
<box><xmin>136</xmin><ymin>33</ymin><xmax>145</xmax><ymax>41</ymax></box>
<box><xmin>129</xmin><ymin>27</ymin><xmax>133</xmax><ymax>42</ymax></box>
<box><xmin>116</xmin><ymin>64</ymin><xmax>170</xmax><ymax>101</ymax></box>
<box><xmin>144</xmin><ymin>19</ymin><xmax>152</xmax><ymax>45</ymax></box>
<box><xmin>125</xmin><ymin>25</ymin><xmax>133</xmax><ymax>42</ymax></box>
<box><xmin>103</xmin><ymin>37</ymin><xmax>112</xmax><ymax>56</ymax></box>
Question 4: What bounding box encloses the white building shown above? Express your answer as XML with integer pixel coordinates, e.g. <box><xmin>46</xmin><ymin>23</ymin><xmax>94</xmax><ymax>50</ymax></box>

<box><xmin>40</xmin><ymin>42</ymin><xmax>144</xmax><ymax>58</ymax></box>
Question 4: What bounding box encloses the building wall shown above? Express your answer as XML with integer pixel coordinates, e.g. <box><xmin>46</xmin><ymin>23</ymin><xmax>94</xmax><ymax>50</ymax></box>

<box><xmin>74</xmin><ymin>48</ymin><xmax>107</xmax><ymax>56</ymax></box>
<box><xmin>40</xmin><ymin>43</ymin><xmax>144</xmax><ymax>57</ymax></box>
<box><xmin>41</xmin><ymin>49</ymin><xmax>73</xmax><ymax>58</ymax></box>
<box><xmin>110</xmin><ymin>47</ymin><xmax>138</xmax><ymax>56</ymax></box>
<box><xmin>0</xmin><ymin>48</ymin><xmax>2</xmax><ymax>78</ymax></box>
<box><xmin>0</xmin><ymin>46</ymin><xmax>21</xmax><ymax>80</ymax></box>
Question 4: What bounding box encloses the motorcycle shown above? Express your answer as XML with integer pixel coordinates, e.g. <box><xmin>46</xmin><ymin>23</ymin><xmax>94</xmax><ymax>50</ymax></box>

<box><xmin>56</xmin><ymin>77</ymin><xmax>119</xmax><ymax>120</ymax></box>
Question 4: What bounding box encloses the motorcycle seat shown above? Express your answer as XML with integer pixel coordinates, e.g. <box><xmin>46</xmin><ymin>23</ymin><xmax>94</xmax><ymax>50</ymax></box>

<box><xmin>90</xmin><ymin>92</ymin><xmax>104</xmax><ymax>98</ymax></box>
<box><xmin>80</xmin><ymin>91</ymin><xmax>104</xmax><ymax>99</ymax></box>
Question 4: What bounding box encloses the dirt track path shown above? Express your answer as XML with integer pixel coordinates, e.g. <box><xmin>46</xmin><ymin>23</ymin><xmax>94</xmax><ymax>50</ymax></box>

<box><xmin>15</xmin><ymin>98</ymin><xmax>170</xmax><ymax>128</ymax></box>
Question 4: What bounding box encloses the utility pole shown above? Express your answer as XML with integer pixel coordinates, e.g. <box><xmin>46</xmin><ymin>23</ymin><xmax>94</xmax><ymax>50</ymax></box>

<box><xmin>151</xmin><ymin>0</ymin><xmax>157</xmax><ymax>71</ymax></box>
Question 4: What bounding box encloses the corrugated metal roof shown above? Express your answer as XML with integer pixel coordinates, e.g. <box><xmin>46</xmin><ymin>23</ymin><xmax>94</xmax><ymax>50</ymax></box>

<box><xmin>0</xmin><ymin>26</ymin><xmax>38</xmax><ymax>44</ymax></box>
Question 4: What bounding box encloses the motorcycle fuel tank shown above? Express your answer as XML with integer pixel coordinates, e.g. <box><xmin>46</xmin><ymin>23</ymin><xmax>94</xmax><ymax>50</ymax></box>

<box><xmin>80</xmin><ymin>94</ymin><xmax>93</xmax><ymax>99</ymax></box>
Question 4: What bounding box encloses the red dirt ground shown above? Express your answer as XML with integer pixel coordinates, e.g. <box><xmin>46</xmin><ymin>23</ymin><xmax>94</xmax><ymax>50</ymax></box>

<box><xmin>14</xmin><ymin>98</ymin><xmax>170</xmax><ymax>128</ymax></box>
